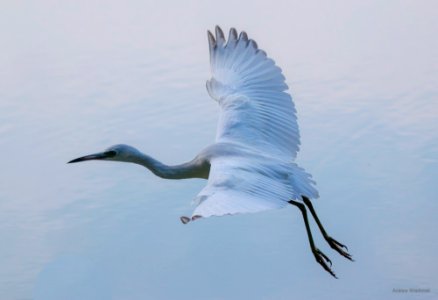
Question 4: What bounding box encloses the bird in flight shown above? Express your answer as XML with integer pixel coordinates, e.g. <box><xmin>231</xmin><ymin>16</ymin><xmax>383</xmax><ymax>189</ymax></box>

<box><xmin>69</xmin><ymin>26</ymin><xmax>353</xmax><ymax>277</ymax></box>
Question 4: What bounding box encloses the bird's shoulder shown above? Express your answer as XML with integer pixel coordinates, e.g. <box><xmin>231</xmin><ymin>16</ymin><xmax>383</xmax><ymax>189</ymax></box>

<box><xmin>196</xmin><ymin>142</ymin><xmax>289</xmax><ymax>165</ymax></box>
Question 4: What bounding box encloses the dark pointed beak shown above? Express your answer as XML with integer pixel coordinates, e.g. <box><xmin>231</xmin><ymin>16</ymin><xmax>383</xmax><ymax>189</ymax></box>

<box><xmin>68</xmin><ymin>152</ymin><xmax>107</xmax><ymax>164</ymax></box>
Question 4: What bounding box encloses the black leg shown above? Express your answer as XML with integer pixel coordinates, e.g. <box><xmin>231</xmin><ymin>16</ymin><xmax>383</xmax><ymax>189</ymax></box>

<box><xmin>302</xmin><ymin>196</ymin><xmax>353</xmax><ymax>261</ymax></box>
<box><xmin>289</xmin><ymin>200</ymin><xmax>337</xmax><ymax>278</ymax></box>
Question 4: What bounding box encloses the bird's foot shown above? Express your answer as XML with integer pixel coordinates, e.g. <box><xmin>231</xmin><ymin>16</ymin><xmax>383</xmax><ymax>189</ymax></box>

<box><xmin>313</xmin><ymin>248</ymin><xmax>337</xmax><ymax>278</ymax></box>
<box><xmin>326</xmin><ymin>236</ymin><xmax>353</xmax><ymax>261</ymax></box>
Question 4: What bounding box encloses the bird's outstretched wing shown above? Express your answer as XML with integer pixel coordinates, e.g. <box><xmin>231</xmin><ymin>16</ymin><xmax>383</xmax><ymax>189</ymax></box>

<box><xmin>190</xmin><ymin>27</ymin><xmax>317</xmax><ymax>219</ymax></box>
<box><xmin>192</xmin><ymin>156</ymin><xmax>318</xmax><ymax>218</ymax></box>
<box><xmin>206</xmin><ymin>26</ymin><xmax>300</xmax><ymax>160</ymax></box>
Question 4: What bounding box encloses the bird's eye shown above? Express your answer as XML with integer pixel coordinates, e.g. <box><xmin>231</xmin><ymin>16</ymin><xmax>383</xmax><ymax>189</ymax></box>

<box><xmin>104</xmin><ymin>150</ymin><xmax>117</xmax><ymax>157</ymax></box>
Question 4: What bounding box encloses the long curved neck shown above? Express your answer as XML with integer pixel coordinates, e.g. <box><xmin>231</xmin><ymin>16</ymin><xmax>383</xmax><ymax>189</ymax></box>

<box><xmin>130</xmin><ymin>152</ymin><xmax>209</xmax><ymax>180</ymax></box>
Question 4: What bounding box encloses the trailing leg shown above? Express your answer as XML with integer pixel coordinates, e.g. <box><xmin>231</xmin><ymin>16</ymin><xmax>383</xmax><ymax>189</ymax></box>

<box><xmin>289</xmin><ymin>200</ymin><xmax>337</xmax><ymax>278</ymax></box>
<box><xmin>302</xmin><ymin>196</ymin><xmax>353</xmax><ymax>261</ymax></box>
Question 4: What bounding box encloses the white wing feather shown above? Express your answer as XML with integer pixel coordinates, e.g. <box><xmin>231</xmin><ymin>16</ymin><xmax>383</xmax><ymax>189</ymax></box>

<box><xmin>191</xmin><ymin>27</ymin><xmax>318</xmax><ymax>219</ymax></box>
<box><xmin>206</xmin><ymin>26</ymin><xmax>300</xmax><ymax>159</ymax></box>
<box><xmin>192</xmin><ymin>155</ymin><xmax>318</xmax><ymax>218</ymax></box>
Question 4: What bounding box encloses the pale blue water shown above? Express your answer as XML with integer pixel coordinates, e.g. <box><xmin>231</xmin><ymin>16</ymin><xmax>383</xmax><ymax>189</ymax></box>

<box><xmin>1</xmin><ymin>1</ymin><xmax>437</xmax><ymax>299</ymax></box>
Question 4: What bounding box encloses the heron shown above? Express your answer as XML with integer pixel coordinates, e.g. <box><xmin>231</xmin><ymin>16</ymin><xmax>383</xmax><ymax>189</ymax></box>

<box><xmin>69</xmin><ymin>26</ymin><xmax>353</xmax><ymax>277</ymax></box>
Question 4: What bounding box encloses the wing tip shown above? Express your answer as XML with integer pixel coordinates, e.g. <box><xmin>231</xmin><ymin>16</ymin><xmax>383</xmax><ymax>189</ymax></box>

<box><xmin>215</xmin><ymin>25</ymin><xmax>225</xmax><ymax>44</ymax></box>
<box><xmin>249</xmin><ymin>39</ymin><xmax>258</xmax><ymax>50</ymax></box>
<box><xmin>180</xmin><ymin>216</ymin><xmax>191</xmax><ymax>224</ymax></box>
<box><xmin>214</xmin><ymin>25</ymin><xmax>225</xmax><ymax>40</ymax></box>
<box><xmin>209</xmin><ymin>26</ymin><xmax>255</xmax><ymax>49</ymax></box>
<box><xmin>239</xmin><ymin>31</ymin><xmax>248</xmax><ymax>42</ymax></box>
<box><xmin>229</xmin><ymin>27</ymin><xmax>238</xmax><ymax>39</ymax></box>
<box><xmin>227</xmin><ymin>27</ymin><xmax>238</xmax><ymax>47</ymax></box>
<box><xmin>207</xmin><ymin>30</ymin><xmax>216</xmax><ymax>49</ymax></box>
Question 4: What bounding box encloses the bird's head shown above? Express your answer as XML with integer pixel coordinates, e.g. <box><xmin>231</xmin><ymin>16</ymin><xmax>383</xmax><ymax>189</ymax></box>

<box><xmin>68</xmin><ymin>144</ymin><xmax>141</xmax><ymax>164</ymax></box>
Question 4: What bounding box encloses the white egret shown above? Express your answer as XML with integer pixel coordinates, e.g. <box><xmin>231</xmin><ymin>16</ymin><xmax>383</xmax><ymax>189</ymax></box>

<box><xmin>69</xmin><ymin>26</ymin><xmax>352</xmax><ymax>277</ymax></box>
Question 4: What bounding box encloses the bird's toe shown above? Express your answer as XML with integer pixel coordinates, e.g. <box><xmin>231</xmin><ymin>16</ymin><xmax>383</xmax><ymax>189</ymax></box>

<box><xmin>313</xmin><ymin>248</ymin><xmax>337</xmax><ymax>278</ymax></box>
<box><xmin>327</xmin><ymin>236</ymin><xmax>354</xmax><ymax>261</ymax></box>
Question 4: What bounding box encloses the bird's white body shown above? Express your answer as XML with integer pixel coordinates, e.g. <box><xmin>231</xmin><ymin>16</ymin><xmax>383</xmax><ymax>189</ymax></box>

<box><xmin>191</xmin><ymin>142</ymin><xmax>318</xmax><ymax>218</ymax></box>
